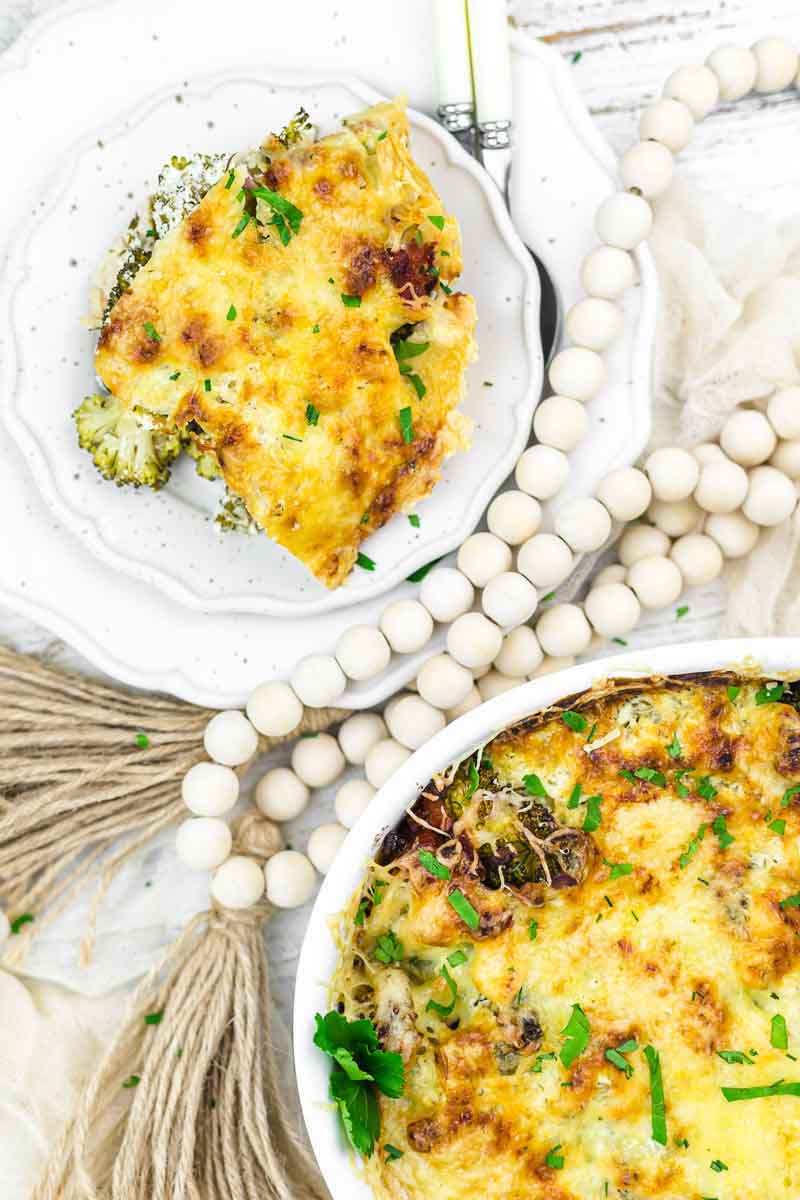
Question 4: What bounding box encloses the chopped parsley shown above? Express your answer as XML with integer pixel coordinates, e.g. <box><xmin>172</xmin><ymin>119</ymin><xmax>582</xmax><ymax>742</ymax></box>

<box><xmin>314</xmin><ymin>1011</ymin><xmax>404</xmax><ymax>1158</ymax></box>
<box><xmin>781</xmin><ymin>784</ymin><xmax>800</xmax><ymax>807</ymax></box>
<box><xmin>583</xmin><ymin>795</ymin><xmax>603</xmax><ymax>832</ymax></box>
<box><xmin>605</xmin><ymin>1038</ymin><xmax>637</xmax><ymax>1078</ymax></box>
<box><xmin>643</xmin><ymin>1045</ymin><xmax>668</xmax><ymax>1144</ymax></box>
<box><xmin>135</xmin><ymin>732</ymin><xmax>150</xmax><ymax>749</ymax></box>
<box><xmin>696</xmin><ymin>775</ymin><xmax>718</xmax><ymax>800</ymax></box>
<box><xmin>384</xmin><ymin>1144</ymin><xmax>403</xmax><ymax>1161</ymax></box>
<box><xmin>406</xmin><ymin>557</ymin><xmax>442</xmax><ymax>583</ymax></box>
<box><xmin>226</xmin><ymin>303</ymin><xmax>237</xmax><ymax>321</ymax></box>
<box><xmin>612</xmin><ymin>637</ymin><xmax>628</xmax><ymax>646</ymax></box>
<box><xmin>398</xmin><ymin>407</ymin><xmax>414</xmax><ymax>444</ymax></box>
<box><xmin>394</xmin><ymin>339</ymin><xmax>430</xmax><ymax>363</ymax></box>
<box><xmin>143</xmin><ymin>321</ymin><xmax>161</xmax><ymax>343</ymax></box>
<box><xmin>540</xmin><ymin>591</ymin><xmax>556</xmax><ymax>603</ymax></box>
<box><xmin>727</xmin><ymin>685</ymin><xmax>740</xmax><ymax>702</ymax></box>
<box><xmin>770</xmin><ymin>817</ymin><xmax>787</xmax><ymax>835</ymax></box>
<box><xmin>122</xmin><ymin>1075</ymin><xmax>140</xmax><ymax>1089</ymax></box>
<box><xmin>448</xmin><ymin>889</ymin><xmax>480</xmax><ymax>931</ymax></box>
<box><xmin>712</xmin><ymin>814</ymin><xmax>734</xmax><ymax>849</ymax></box>
<box><xmin>679</xmin><ymin>824</ymin><xmax>707</xmax><ymax>869</ymax></box>
<box><xmin>376</xmin><ymin>130</ymin><xmax>388</xmax><ymax>142</ymax></box>
<box><xmin>312</xmin><ymin>323</ymin><xmax>320</xmax><ymax>333</ymax></box>
<box><xmin>231</xmin><ymin>212</ymin><xmax>250</xmax><ymax>238</ymax></box>
<box><xmin>144</xmin><ymin>1011</ymin><xmax>163</xmax><ymax>1026</ymax></box>
<box><xmin>204</xmin><ymin>379</ymin><xmax>211</xmax><ymax>392</ymax></box>
<box><xmin>248</xmin><ymin>185</ymin><xmax>304</xmax><ymax>242</ymax></box>
<box><xmin>522</xmin><ymin>773</ymin><xmax>549</xmax><ymax>798</ymax></box>
<box><xmin>771</xmin><ymin>1014</ymin><xmax>788</xmax><ymax>1051</ymax></box>
<box><xmin>447</xmin><ymin>948</ymin><xmax>468</xmax><ymax>968</ymax></box>
<box><xmin>418</xmin><ymin>849</ymin><xmax>450</xmax><ymax>881</ymax></box>
<box><xmin>224</xmin><ymin>169</ymin><xmax>235</xmax><ymax>189</ymax></box>
<box><xmin>676</xmin><ymin>605</ymin><xmax>689</xmax><ymax>619</ymax></box>
<box><xmin>428</xmin><ymin>214</ymin><xmax>445</xmax><ymax>231</ymax></box>
<box><xmin>354</xmin><ymin>880</ymin><xmax>387</xmax><ymax>926</ymax></box>
<box><xmin>604</xmin><ymin>859</ymin><xmax>633</xmax><ymax>879</ymax></box>
<box><xmin>356</xmin><ymin>552</ymin><xmax>376</xmax><ymax>571</ymax></box>
<box><xmin>561</xmin><ymin>710</ymin><xmax>587</xmax><ymax>733</ymax></box>
<box><xmin>282</xmin><ymin>433</ymin><xmax>303</xmax><ymax>443</ymax></box>
<box><xmin>341</xmin><ymin>293</ymin><xmax>362</xmax><ymax>308</ymax></box>
<box><xmin>717</xmin><ymin>1049</ymin><xmax>755</xmax><ymax>1065</ymax></box>
<box><xmin>710</xmin><ymin>1160</ymin><xmax>728</xmax><ymax>1173</ymax></box>
<box><xmin>305</xmin><ymin>403</ymin><xmax>320</xmax><ymax>426</ymax></box>
<box><xmin>408</xmin><ymin>514</ymin><xmax>420</xmax><ymax>528</ymax></box>
<box><xmin>572</xmin><ymin>49</ymin><xmax>583</xmax><ymax>63</ymax></box>
<box><xmin>169</xmin><ymin>371</ymin><xmax>181</xmax><ymax>381</ymax></box>
<box><xmin>755</xmin><ymin>682</ymin><xmax>786</xmax><ymax>705</ymax></box>
<box><xmin>666</xmin><ymin>733</ymin><xmax>681</xmax><ymax>759</ymax></box>
<box><xmin>722</xmin><ymin>1079</ymin><xmax>800</xmax><ymax>1101</ymax></box>
<box><xmin>426</xmin><ymin>963</ymin><xmax>458</xmax><ymax>1017</ymax></box>
<box><xmin>528</xmin><ymin>918</ymin><xmax>538</xmax><ymax>941</ymax></box>
<box><xmin>9</xmin><ymin>913</ymin><xmax>34</xmax><ymax>935</ymax></box>
<box><xmin>559</xmin><ymin>1004</ymin><xmax>590</xmax><ymax>1068</ymax></box>
<box><xmin>544</xmin><ymin>1145</ymin><xmax>564</xmax><ymax>1170</ymax></box>
<box><xmin>567</xmin><ymin>783</ymin><xmax>582</xmax><ymax>810</ymax></box>
<box><xmin>779</xmin><ymin>892</ymin><xmax>800</xmax><ymax>909</ymax></box>
<box><xmin>374</xmin><ymin>931</ymin><xmax>404</xmax><ymax>964</ymax></box>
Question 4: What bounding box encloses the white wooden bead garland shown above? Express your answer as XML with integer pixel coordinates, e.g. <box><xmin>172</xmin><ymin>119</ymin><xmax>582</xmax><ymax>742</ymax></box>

<box><xmin>175</xmin><ymin>36</ymin><xmax>800</xmax><ymax>910</ymax></box>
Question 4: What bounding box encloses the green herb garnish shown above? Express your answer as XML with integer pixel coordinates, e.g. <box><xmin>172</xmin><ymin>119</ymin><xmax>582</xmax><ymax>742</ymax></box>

<box><xmin>204</xmin><ymin>379</ymin><xmax>211</xmax><ymax>392</ymax></box>
<box><xmin>9</xmin><ymin>913</ymin><xmax>34</xmax><ymax>935</ymax></box>
<box><xmin>384</xmin><ymin>1143</ymin><xmax>403</xmax><ymax>1161</ymax></box>
<box><xmin>522</xmin><ymin>773</ymin><xmax>548</xmax><ymax>798</ymax></box>
<box><xmin>357</xmin><ymin>552</ymin><xmax>376</xmax><ymax>571</ymax></box>
<box><xmin>727</xmin><ymin>685</ymin><xmax>740</xmax><ymax>702</ymax></box>
<box><xmin>528</xmin><ymin>918</ymin><xmax>538</xmax><ymax>941</ymax></box>
<box><xmin>721</xmin><ymin>1079</ymin><xmax>800</xmax><ymax>1102</ymax></box>
<box><xmin>224</xmin><ymin>169</ymin><xmax>235</xmax><ymax>189</ymax></box>
<box><xmin>605</xmin><ymin>1038</ymin><xmax>637</xmax><ymax>1078</ymax></box>
<box><xmin>143</xmin><ymin>321</ymin><xmax>161</xmax><ymax>342</ymax></box>
<box><xmin>604</xmin><ymin>859</ymin><xmax>633</xmax><ymax>879</ymax></box>
<box><xmin>779</xmin><ymin>893</ymin><xmax>800</xmax><ymax>909</ymax></box>
<box><xmin>561</xmin><ymin>710</ymin><xmax>587</xmax><ymax>733</ymax></box>
<box><xmin>408</xmin><ymin>514</ymin><xmax>420</xmax><ymax>528</ymax></box>
<box><xmin>282</xmin><ymin>433</ymin><xmax>303</xmax><ymax>443</ymax></box>
<box><xmin>135</xmin><ymin>732</ymin><xmax>150</xmax><ymax>749</ymax></box>
<box><xmin>428</xmin><ymin>214</ymin><xmax>445</xmax><ymax>231</ymax></box>
<box><xmin>314</xmin><ymin>1011</ymin><xmax>404</xmax><ymax>1158</ymax></box>
<box><xmin>771</xmin><ymin>1014</ymin><xmax>788</xmax><ymax>1050</ymax></box>
<box><xmin>559</xmin><ymin>1004</ymin><xmax>590</xmax><ymax>1068</ymax></box>
<box><xmin>756</xmin><ymin>682</ymin><xmax>786</xmax><ymax>705</ymax></box>
<box><xmin>667</xmin><ymin>733</ymin><xmax>681</xmax><ymax>759</ymax></box>
<box><xmin>643</xmin><ymin>1044</ymin><xmax>668</xmax><ymax>1144</ymax></box>
<box><xmin>696</xmin><ymin>775</ymin><xmax>718</xmax><ymax>800</ymax></box>
<box><xmin>341</xmin><ymin>293</ymin><xmax>362</xmax><ymax>308</ymax></box>
<box><xmin>374</xmin><ymin>931</ymin><xmax>404</xmax><ymax>964</ymax></box>
<box><xmin>169</xmin><ymin>371</ymin><xmax>181</xmax><ymax>381</ymax></box>
<box><xmin>717</xmin><ymin>1049</ymin><xmax>755</xmax><ymax>1065</ymax></box>
<box><xmin>712</xmin><ymin>814</ymin><xmax>734</xmax><ymax>848</ymax></box>
<box><xmin>226</xmin><ymin>303</ymin><xmax>237</xmax><ymax>321</ymax></box>
<box><xmin>398</xmin><ymin>407</ymin><xmax>414</xmax><ymax>444</ymax></box>
<box><xmin>710</xmin><ymin>1160</ymin><xmax>728</xmax><ymax>1173</ymax></box>
<box><xmin>770</xmin><ymin>818</ymin><xmax>787</xmax><ymax>835</ymax></box>
<box><xmin>447</xmin><ymin>948</ymin><xmax>468</xmax><ymax>967</ymax></box>
<box><xmin>231</xmin><ymin>212</ymin><xmax>250</xmax><ymax>238</ymax></box>
<box><xmin>426</xmin><ymin>963</ymin><xmax>458</xmax><ymax>1017</ymax></box>
<box><xmin>679</xmin><ymin>824</ymin><xmax>707</xmax><ymax>869</ymax></box>
<box><xmin>418</xmin><ymin>849</ymin><xmax>450</xmax><ymax>881</ymax></box>
<box><xmin>567</xmin><ymin>783</ymin><xmax>582</xmax><ymax>809</ymax></box>
<box><xmin>144</xmin><ymin>1011</ymin><xmax>163</xmax><ymax>1026</ymax></box>
<box><xmin>545</xmin><ymin>1145</ymin><xmax>564</xmax><ymax>1169</ymax></box>
<box><xmin>248</xmin><ymin>185</ymin><xmax>304</xmax><ymax>239</ymax></box>
<box><xmin>448</xmin><ymin>889</ymin><xmax>480</xmax><ymax>931</ymax></box>
<box><xmin>406</xmin><ymin>557</ymin><xmax>442</xmax><ymax>583</ymax></box>
<box><xmin>781</xmin><ymin>784</ymin><xmax>800</xmax><ymax>807</ymax></box>
<box><xmin>583</xmin><ymin>795</ymin><xmax>603</xmax><ymax>833</ymax></box>
<box><xmin>122</xmin><ymin>1075</ymin><xmax>140</xmax><ymax>1089</ymax></box>
<box><xmin>676</xmin><ymin>605</ymin><xmax>689</xmax><ymax>619</ymax></box>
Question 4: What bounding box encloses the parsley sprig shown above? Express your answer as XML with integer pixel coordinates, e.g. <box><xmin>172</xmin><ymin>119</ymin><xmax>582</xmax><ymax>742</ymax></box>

<box><xmin>313</xmin><ymin>1011</ymin><xmax>404</xmax><ymax>1158</ymax></box>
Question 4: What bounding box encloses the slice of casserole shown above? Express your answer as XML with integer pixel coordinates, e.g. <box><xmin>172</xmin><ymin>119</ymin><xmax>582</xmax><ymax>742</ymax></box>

<box><xmin>82</xmin><ymin>100</ymin><xmax>476</xmax><ymax>588</ymax></box>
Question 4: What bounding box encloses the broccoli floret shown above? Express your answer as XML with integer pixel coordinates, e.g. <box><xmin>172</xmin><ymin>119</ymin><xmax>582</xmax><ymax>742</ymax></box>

<box><xmin>215</xmin><ymin>488</ymin><xmax>261</xmax><ymax>535</ymax></box>
<box><xmin>75</xmin><ymin>393</ymin><xmax>181</xmax><ymax>489</ymax></box>
<box><xmin>183</xmin><ymin>431</ymin><xmax>221</xmax><ymax>480</ymax></box>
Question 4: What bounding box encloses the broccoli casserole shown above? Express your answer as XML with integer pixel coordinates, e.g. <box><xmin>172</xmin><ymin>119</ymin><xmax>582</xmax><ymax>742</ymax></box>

<box><xmin>324</xmin><ymin>672</ymin><xmax>800</xmax><ymax>1199</ymax></box>
<box><xmin>78</xmin><ymin>100</ymin><xmax>476</xmax><ymax>588</ymax></box>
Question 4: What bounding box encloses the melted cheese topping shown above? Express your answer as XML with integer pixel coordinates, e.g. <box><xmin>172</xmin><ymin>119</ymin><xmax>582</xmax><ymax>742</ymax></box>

<box><xmin>95</xmin><ymin>100</ymin><xmax>476</xmax><ymax>587</ymax></box>
<box><xmin>332</xmin><ymin>674</ymin><xmax>800</xmax><ymax>1200</ymax></box>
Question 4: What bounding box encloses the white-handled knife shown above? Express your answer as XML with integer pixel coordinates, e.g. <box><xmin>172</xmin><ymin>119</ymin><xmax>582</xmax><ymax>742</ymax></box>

<box><xmin>432</xmin><ymin>0</ymin><xmax>475</xmax><ymax>146</ymax></box>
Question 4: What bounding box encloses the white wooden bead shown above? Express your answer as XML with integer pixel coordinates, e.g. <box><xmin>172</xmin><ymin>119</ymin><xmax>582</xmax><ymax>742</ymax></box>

<box><xmin>548</xmin><ymin>347</ymin><xmax>606</xmax><ymax>401</ymax></box>
<box><xmin>618</xmin><ymin>523</ymin><xmax>671</xmax><ymax>566</ymax></box>
<box><xmin>515</xmin><ymin>445</ymin><xmax>570</xmax><ymax>499</ymax></box>
<box><xmin>246</xmin><ymin>681</ymin><xmax>303</xmax><ymax>738</ymax></box>
<box><xmin>532</xmin><ymin>396</ymin><xmax>588</xmax><ymax>452</ymax></box>
<box><xmin>584</xmin><ymin>583</ymin><xmax>641</xmax><ymax>638</ymax></box>
<box><xmin>627</xmin><ymin>556</ymin><xmax>684</xmax><ymax>609</ymax></box>
<box><xmin>596</xmin><ymin>467</ymin><xmax>652</xmax><ymax>522</ymax></box>
<box><xmin>204</xmin><ymin>710</ymin><xmax>258</xmax><ymax>767</ymax></box>
<box><xmin>639</xmin><ymin>97</ymin><xmax>695</xmax><ymax>152</ymax></box>
<box><xmin>478</xmin><ymin>671</ymin><xmax>521</xmax><ymax>701</ymax></box>
<box><xmin>494</xmin><ymin>626</ymin><xmax>543</xmax><ymax>678</ymax></box>
<box><xmin>364</xmin><ymin>738</ymin><xmax>412</xmax><ymax>788</ymax></box>
<box><xmin>767</xmin><ymin>387</ymin><xmax>800</xmax><ymax>439</ymax></box>
<box><xmin>669</xmin><ymin>533</ymin><xmax>724</xmax><ymax>586</ymax></box>
<box><xmin>386</xmin><ymin>694</ymin><xmax>446</xmax><ymax>750</ymax></box>
<box><xmin>771</xmin><ymin>440</ymin><xmax>800</xmax><ymax>480</ymax></box>
<box><xmin>379</xmin><ymin>599</ymin><xmax>433</xmax><ymax>654</ymax></box>
<box><xmin>419</xmin><ymin>567</ymin><xmax>474</xmax><ymax>623</ymax></box>
<box><xmin>457</xmin><ymin>532</ymin><xmax>513</xmax><ymax>588</ymax></box>
<box><xmin>743</xmin><ymin>465</ymin><xmax>798</xmax><ymax>526</ymax></box>
<box><xmin>335</xmin><ymin>625</ymin><xmax>391</xmax><ymax>682</ymax></box>
<box><xmin>290</xmin><ymin>655</ymin><xmax>346</xmax><ymax>708</ymax></box>
<box><xmin>255</xmin><ymin>766</ymin><xmax>309</xmax><ymax>822</ymax></box>
<box><xmin>517</xmin><ymin>533</ymin><xmax>574</xmax><ymax>589</ymax></box>
<box><xmin>182</xmin><ymin>762</ymin><xmax>240</xmax><ymax>817</ymax></box>
<box><xmin>471</xmin><ymin>664</ymin><xmax>490</xmax><ymax>680</ymax></box>
<box><xmin>211</xmin><ymin>855</ymin><xmax>265</xmax><ymax>909</ymax></box>
<box><xmin>752</xmin><ymin>37</ymin><xmax>798</xmax><ymax>93</ymax></box>
<box><xmin>264</xmin><ymin>850</ymin><xmax>316</xmax><ymax>908</ymax></box>
<box><xmin>619</xmin><ymin>140</ymin><xmax>674</xmax><ymax>197</ymax></box>
<box><xmin>595</xmin><ymin>192</ymin><xmax>653</xmax><ymax>251</ymax></box>
<box><xmin>530</xmin><ymin>655</ymin><xmax>575</xmax><ymax>678</ymax></box>
<box><xmin>692</xmin><ymin>442</ymin><xmax>727</xmax><ymax>466</ymax></box>
<box><xmin>291</xmin><ymin>732</ymin><xmax>345</xmax><ymax>788</ymax></box>
<box><xmin>644</xmin><ymin>446</ymin><xmax>700</xmax><ymax>501</ymax></box>
<box><xmin>446</xmin><ymin>686</ymin><xmax>482</xmax><ymax>721</ymax></box>
<box><xmin>447</xmin><ymin>612</ymin><xmax>503</xmax><ymax>669</ymax></box>
<box><xmin>536</xmin><ymin>603</ymin><xmax>592</xmax><ymax>657</ymax></box>
<box><xmin>0</xmin><ymin>910</ymin><xmax>9</xmax><ymax>948</ymax></box>
<box><xmin>706</xmin><ymin>46</ymin><xmax>757</xmax><ymax>100</ymax></box>
<box><xmin>416</xmin><ymin>653</ymin><xmax>473</xmax><ymax>709</ymax></box>
<box><xmin>693</xmin><ymin>459</ymin><xmax>748</xmax><ymax>513</ymax></box>
<box><xmin>554</xmin><ymin>497</ymin><xmax>612</xmax><ymax>553</ymax></box>
<box><xmin>482</xmin><ymin>572</ymin><xmax>539</xmax><ymax>628</ymax></box>
<box><xmin>337</xmin><ymin>712</ymin><xmax>387</xmax><ymax>764</ymax></box>
<box><xmin>565</xmin><ymin>298</ymin><xmax>622</xmax><ymax>351</ymax></box>
<box><xmin>580</xmin><ymin>245</ymin><xmax>636</xmax><ymax>299</ymax></box>
<box><xmin>335</xmin><ymin>779</ymin><xmax>376</xmax><ymax>829</ymax></box>
<box><xmin>307</xmin><ymin>824</ymin><xmax>348</xmax><ymax>875</ymax></box>
<box><xmin>487</xmin><ymin>491</ymin><xmax>542</xmax><ymax>544</ymax></box>
<box><xmin>705</xmin><ymin>511</ymin><xmax>760</xmax><ymax>559</ymax></box>
<box><xmin>648</xmin><ymin>497</ymin><xmax>703</xmax><ymax>537</ymax></box>
<box><xmin>720</xmin><ymin>410</ymin><xmax>777</xmax><ymax>466</ymax></box>
<box><xmin>593</xmin><ymin>563</ymin><xmax>627</xmax><ymax>587</ymax></box>
<box><xmin>176</xmin><ymin>817</ymin><xmax>233</xmax><ymax>871</ymax></box>
<box><xmin>663</xmin><ymin>64</ymin><xmax>720</xmax><ymax>119</ymax></box>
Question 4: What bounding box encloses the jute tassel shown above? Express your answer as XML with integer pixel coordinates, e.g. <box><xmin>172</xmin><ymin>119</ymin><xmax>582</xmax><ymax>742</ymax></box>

<box><xmin>0</xmin><ymin>644</ymin><xmax>344</xmax><ymax>964</ymax></box>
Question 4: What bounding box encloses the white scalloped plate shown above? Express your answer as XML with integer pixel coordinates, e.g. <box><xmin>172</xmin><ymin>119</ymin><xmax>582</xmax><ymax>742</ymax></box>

<box><xmin>0</xmin><ymin>1</ymin><xmax>657</xmax><ymax>708</ymax></box>
<box><xmin>3</xmin><ymin>70</ymin><xmax>541</xmax><ymax>618</ymax></box>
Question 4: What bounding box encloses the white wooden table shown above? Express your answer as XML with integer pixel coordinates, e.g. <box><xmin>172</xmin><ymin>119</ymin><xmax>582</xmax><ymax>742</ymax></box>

<box><xmin>0</xmin><ymin>1</ymin><xmax>797</xmax><ymax>1189</ymax></box>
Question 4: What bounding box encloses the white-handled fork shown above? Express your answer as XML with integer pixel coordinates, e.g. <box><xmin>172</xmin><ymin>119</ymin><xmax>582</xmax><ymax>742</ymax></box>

<box><xmin>433</xmin><ymin>0</ymin><xmax>559</xmax><ymax>361</ymax></box>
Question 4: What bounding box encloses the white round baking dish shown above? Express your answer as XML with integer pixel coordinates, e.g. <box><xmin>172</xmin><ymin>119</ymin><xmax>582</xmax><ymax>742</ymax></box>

<box><xmin>293</xmin><ymin>636</ymin><xmax>800</xmax><ymax>1198</ymax></box>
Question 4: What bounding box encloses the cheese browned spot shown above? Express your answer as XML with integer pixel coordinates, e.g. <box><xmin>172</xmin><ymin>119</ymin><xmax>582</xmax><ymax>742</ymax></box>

<box><xmin>331</xmin><ymin>673</ymin><xmax>800</xmax><ymax>1200</ymax></box>
<box><xmin>93</xmin><ymin>99</ymin><xmax>476</xmax><ymax>588</ymax></box>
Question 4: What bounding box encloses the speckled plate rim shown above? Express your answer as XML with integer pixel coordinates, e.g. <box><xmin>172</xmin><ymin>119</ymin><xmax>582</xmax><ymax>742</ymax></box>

<box><xmin>293</xmin><ymin>636</ymin><xmax>800</xmax><ymax>1199</ymax></box>
<box><xmin>1</xmin><ymin>66</ymin><xmax>542</xmax><ymax>618</ymax></box>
